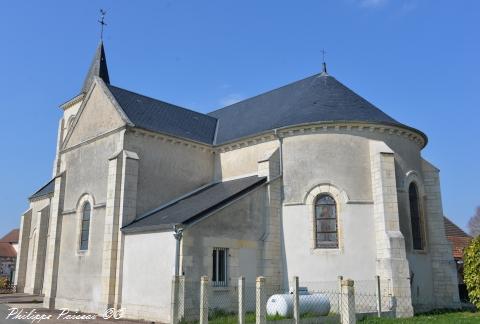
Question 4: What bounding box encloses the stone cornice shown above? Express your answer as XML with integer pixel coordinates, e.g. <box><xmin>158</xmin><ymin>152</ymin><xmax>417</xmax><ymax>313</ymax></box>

<box><xmin>29</xmin><ymin>194</ymin><xmax>53</xmax><ymax>203</ymax></box>
<box><xmin>124</xmin><ymin>121</ymin><xmax>425</xmax><ymax>156</ymax></box>
<box><xmin>128</xmin><ymin>128</ymin><xmax>215</xmax><ymax>154</ymax></box>
<box><xmin>59</xmin><ymin>93</ymin><xmax>85</xmax><ymax>110</ymax></box>
<box><xmin>60</xmin><ymin>126</ymin><xmax>126</xmax><ymax>154</ymax></box>
<box><xmin>214</xmin><ymin>121</ymin><xmax>426</xmax><ymax>153</ymax></box>
<box><xmin>60</xmin><ymin>119</ymin><xmax>425</xmax><ymax>155</ymax></box>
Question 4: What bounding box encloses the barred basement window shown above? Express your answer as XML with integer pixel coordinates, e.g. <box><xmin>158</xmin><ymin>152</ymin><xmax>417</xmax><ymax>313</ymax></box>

<box><xmin>315</xmin><ymin>194</ymin><xmax>338</xmax><ymax>248</ymax></box>
<box><xmin>409</xmin><ymin>182</ymin><xmax>424</xmax><ymax>250</ymax></box>
<box><xmin>212</xmin><ymin>248</ymin><xmax>228</xmax><ymax>287</ymax></box>
<box><xmin>80</xmin><ymin>202</ymin><xmax>91</xmax><ymax>251</ymax></box>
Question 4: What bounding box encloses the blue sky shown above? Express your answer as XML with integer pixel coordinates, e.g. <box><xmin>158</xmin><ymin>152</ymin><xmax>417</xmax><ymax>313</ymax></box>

<box><xmin>0</xmin><ymin>0</ymin><xmax>478</xmax><ymax>237</ymax></box>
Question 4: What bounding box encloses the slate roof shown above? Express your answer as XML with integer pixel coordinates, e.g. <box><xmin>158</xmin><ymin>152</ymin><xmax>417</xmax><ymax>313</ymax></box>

<box><xmin>81</xmin><ymin>41</ymin><xmax>110</xmax><ymax>93</ymax></box>
<box><xmin>108</xmin><ymin>85</ymin><xmax>217</xmax><ymax>144</ymax></box>
<box><xmin>29</xmin><ymin>178</ymin><xmax>55</xmax><ymax>200</ymax></box>
<box><xmin>104</xmin><ymin>72</ymin><xmax>426</xmax><ymax>146</ymax></box>
<box><xmin>79</xmin><ymin>43</ymin><xmax>425</xmax><ymax>146</ymax></box>
<box><xmin>0</xmin><ymin>229</ymin><xmax>19</xmax><ymax>244</ymax></box>
<box><xmin>122</xmin><ymin>176</ymin><xmax>267</xmax><ymax>233</ymax></box>
<box><xmin>209</xmin><ymin>73</ymin><xmax>426</xmax><ymax>144</ymax></box>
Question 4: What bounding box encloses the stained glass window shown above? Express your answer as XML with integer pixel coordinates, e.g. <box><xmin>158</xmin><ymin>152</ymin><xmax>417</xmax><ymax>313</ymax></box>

<box><xmin>315</xmin><ymin>194</ymin><xmax>338</xmax><ymax>248</ymax></box>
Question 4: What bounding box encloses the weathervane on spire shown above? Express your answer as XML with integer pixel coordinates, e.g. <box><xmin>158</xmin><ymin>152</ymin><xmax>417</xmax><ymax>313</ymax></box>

<box><xmin>98</xmin><ymin>9</ymin><xmax>107</xmax><ymax>40</ymax></box>
<box><xmin>321</xmin><ymin>49</ymin><xmax>327</xmax><ymax>74</ymax></box>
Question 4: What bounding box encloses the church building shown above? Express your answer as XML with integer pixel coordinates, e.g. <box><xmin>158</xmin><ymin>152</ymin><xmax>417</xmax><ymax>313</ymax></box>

<box><xmin>15</xmin><ymin>42</ymin><xmax>460</xmax><ymax>322</ymax></box>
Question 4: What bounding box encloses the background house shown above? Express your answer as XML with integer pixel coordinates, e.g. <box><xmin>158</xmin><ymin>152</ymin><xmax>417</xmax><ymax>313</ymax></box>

<box><xmin>0</xmin><ymin>229</ymin><xmax>19</xmax><ymax>284</ymax></box>
<box><xmin>444</xmin><ymin>216</ymin><xmax>472</xmax><ymax>302</ymax></box>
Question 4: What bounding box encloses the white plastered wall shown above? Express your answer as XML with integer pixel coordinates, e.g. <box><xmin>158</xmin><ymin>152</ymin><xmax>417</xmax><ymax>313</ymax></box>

<box><xmin>121</xmin><ymin>231</ymin><xmax>176</xmax><ymax>322</ymax></box>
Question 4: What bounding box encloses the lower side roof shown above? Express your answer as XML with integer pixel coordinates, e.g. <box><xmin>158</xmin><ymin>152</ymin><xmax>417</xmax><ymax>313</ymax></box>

<box><xmin>29</xmin><ymin>178</ymin><xmax>55</xmax><ymax>200</ymax></box>
<box><xmin>122</xmin><ymin>176</ymin><xmax>267</xmax><ymax>233</ymax></box>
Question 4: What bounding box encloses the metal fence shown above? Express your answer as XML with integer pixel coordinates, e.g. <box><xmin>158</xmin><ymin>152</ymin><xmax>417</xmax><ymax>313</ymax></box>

<box><xmin>172</xmin><ymin>275</ymin><xmax>439</xmax><ymax>324</ymax></box>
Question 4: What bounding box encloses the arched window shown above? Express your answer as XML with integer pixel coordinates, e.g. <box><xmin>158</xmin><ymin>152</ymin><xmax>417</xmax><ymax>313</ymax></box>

<box><xmin>315</xmin><ymin>194</ymin><xmax>338</xmax><ymax>248</ymax></box>
<box><xmin>409</xmin><ymin>183</ymin><xmax>424</xmax><ymax>250</ymax></box>
<box><xmin>80</xmin><ymin>202</ymin><xmax>91</xmax><ymax>250</ymax></box>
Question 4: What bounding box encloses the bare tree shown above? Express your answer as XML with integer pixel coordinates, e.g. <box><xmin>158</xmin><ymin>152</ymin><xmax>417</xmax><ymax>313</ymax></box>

<box><xmin>468</xmin><ymin>206</ymin><xmax>480</xmax><ymax>237</ymax></box>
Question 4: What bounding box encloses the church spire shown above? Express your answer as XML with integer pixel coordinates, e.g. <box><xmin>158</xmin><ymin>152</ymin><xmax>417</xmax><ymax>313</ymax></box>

<box><xmin>81</xmin><ymin>41</ymin><xmax>110</xmax><ymax>93</ymax></box>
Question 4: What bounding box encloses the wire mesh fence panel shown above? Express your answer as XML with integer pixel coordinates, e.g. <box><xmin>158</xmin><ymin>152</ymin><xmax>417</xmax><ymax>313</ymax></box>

<box><xmin>175</xmin><ymin>276</ymin><xmax>446</xmax><ymax>323</ymax></box>
<box><xmin>264</xmin><ymin>281</ymin><xmax>341</xmax><ymax>323</ymax></box>
<box><xmin>302</xmin><ymin>280</ymin><xmax>341</xmax><ymax>323</ymax></box>
<box><xmin>208</xmin><ymin>283</ymin><xmax>238</xmax><ymax>322</ymax></box>
<box><xmin>396</xmin><ymin>294</ymin><xmax>415</xmax><ymax>318</ymax></box>
<box><xmin>264</xmin><ymin>284</ymin><xmax>293</xmax><ymax>323</ymax></box>
<box><xmin>178</xmin><ymin>279</ymin><xmax>201</xmax><ymax>323</ymax></box>
<box><xmin>353</xmin><ymin>280</ymin><xmax>378</xmax><ymax>320</ymax></box>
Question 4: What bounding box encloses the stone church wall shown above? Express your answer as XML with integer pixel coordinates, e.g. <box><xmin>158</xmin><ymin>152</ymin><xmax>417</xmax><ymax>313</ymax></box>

<box><xmin>62</xmin><ymin>133</ymin><xmax>123</xmax><ymax>211</ymax></box>
<box><xmin>281</xmin><ymin>133</ymin><xmax>377</xmax><ymax>283</ymax></box>
<box><xmin>124</xmin><ymin>130</ymin><xmax>215</xmax><ymax>217</ymax></box>
<box><xmin>216</xmin><ymin>139</ymin><xmax>279</xmax><ymax>180</ymax></box>
<box><xmin>22</xmin><ymin>198</ymin><xmax>50</xmax><ymax>294</ymax></box>
<box><xmin>54</xmin><ymin>132</ymin><xmax>123</xmax><ymax>313</ymax></box>
<box><xmin>64</xmin><ymin>83</ymin><xmax>125</xmax><ymax>149</ymax></box>
<box><xmin>180</xmin><ymin>186</ymin><xmax>268</xmax><ymax>318</ymax></box>
<box><xmin>182</xmin><ymin>186</ymin><xmax>267</xmax><ymax>284</ymax></box>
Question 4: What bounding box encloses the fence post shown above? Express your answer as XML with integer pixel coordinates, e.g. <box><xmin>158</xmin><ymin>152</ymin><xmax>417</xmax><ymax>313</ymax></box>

<box><xmin>238</xmin><ymin>276</ymin><xmax>245</xmax><ymax>324</ymax></box>
<box><xmin>341</xmin><ymin>279</ymin><xmax>356</xmax><ymax>324</ymax></box>
<box><xmin>338</xmin><ymin>275</ymin><xmax>343</xmax><ymax>322</ymax></box>
<box><xmin>375</xmin><ymin>275</ymin><xmax>382</xmax><ymax>318</ymax></box>
<box><xmin>200</xmin><ymin>276</ymin><xmax>209</xmax><ymax>324</ymax></box>
<box><xmin>292</xmin><ymin>276</ymin><xmax>300</xmax><ymax>324</ymax></box>
<box><xmin>256</xmin><ymin>276</ymin><xmax>266</xmax><ymax>324</ymax></box>
<box><xmin>171</xmin><ymin>276</ymin><xmax>180</xmax><ymax>324</ymax></box>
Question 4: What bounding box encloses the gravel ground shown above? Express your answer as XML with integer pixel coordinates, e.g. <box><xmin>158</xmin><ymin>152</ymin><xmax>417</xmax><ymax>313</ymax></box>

<box><xmin>0</xmin><ymin>294</ymin><xmax>163</xmax><ymax>324</ymax></box>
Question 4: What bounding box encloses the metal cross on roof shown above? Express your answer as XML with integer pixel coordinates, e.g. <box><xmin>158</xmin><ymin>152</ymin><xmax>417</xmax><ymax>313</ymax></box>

<box><xmin>98</xmin><ymin>9</ymin><xmax>107</xmax><ymax>40</ymax></box>
<box><xmin>321</xmin><ymin>49</ymin><xmax>327</xmax><ymax>63</ymax></box>
<box><xmin>321</xmin><ymin>49</ymin><xmax>328</xmax><ymax>74</ymax></box>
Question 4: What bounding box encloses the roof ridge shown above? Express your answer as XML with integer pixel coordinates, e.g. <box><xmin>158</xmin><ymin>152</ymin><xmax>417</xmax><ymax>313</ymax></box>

<box><xmin>208</xmin><ymin>73</ymin><xmax>322</xmax><ymax>115</ymax></box>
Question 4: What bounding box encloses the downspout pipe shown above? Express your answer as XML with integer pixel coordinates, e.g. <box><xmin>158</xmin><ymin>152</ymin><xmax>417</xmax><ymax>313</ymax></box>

<box><xmin>173</xmin><ymin>224</ymin><xmax>184</xmax><ymax>276</ymax></box>
<box><xmin>273</xmin><ymin>129</ymin><xmax>284</xmax><ymax>177</ymax></box>
<box><xmin>273</xmin><ymin>129</ymin><xmax>284</xmax><ymax>202</ymax></box>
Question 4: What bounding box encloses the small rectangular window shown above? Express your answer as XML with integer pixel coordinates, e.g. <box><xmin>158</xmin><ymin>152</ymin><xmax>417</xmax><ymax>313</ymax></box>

<box><xmin>212</xmin><ymin>248</ymin><xmax>228</xmax><ymax>287</ymax></box>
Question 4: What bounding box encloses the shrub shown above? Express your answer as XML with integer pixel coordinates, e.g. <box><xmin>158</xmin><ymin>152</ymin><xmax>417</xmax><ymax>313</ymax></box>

<box><xmin>0</xmin><ymin>277</ymin><xmax>8</xmax><ymax>289</ymax></box>
<box><xmin>464</xmin><ymin>235</ymin><xmax>480</xmax><ymax>308</ymax></box>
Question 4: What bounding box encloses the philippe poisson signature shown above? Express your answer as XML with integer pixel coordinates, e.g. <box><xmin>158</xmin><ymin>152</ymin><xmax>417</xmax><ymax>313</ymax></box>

<box><xmin>6</xmin><ymin>308</ymin><xmax>125</xmax><ymax>323</ymax></box>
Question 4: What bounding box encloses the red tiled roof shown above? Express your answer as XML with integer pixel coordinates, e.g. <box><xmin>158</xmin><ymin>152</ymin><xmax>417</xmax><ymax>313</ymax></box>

<box><xmin>444</xmin><ymin>217</ymin><xmax>469</xmax><ymax>237</ymax></box>
<box><xmin>0</xmin><ymin>242</ymin><xmax>16</xmax><ymax>258</ymax></box>
<box><xmin>447</xmin><ymin>236</ymin><xmax>472</xmax><ymax>259</ymax></box>
<box><xmin>0</xmin><ymin>229</ymin><xmax>19</xmax><ymax>244</ymax></box>
<box><xmin>444</xmin><ymin>216</ymin><xmax>472</xmax><ymax>259</ymax></box>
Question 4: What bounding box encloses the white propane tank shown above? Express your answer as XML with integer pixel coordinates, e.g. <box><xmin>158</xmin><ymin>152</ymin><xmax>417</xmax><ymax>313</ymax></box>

<box><xmin>266</xmin><ymin>293</ymin><xmax>330</xmax><ymax>317</ymax></box>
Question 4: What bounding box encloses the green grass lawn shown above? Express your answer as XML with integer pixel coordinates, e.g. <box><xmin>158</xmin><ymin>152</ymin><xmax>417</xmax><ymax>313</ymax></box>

<box><xmin>180</xmin><ymin>309</ymin><xmax>479</xmax><ymax>324</ymax></box>
<box><xmin>180</xmin><ymin>310</ymin><xmax>332</xmax><ymax>323</ymax></box>
<box><xmin>361</xmin><ymin>310</ymin><xmax>480</xmax><ymax>324</ymax></box>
